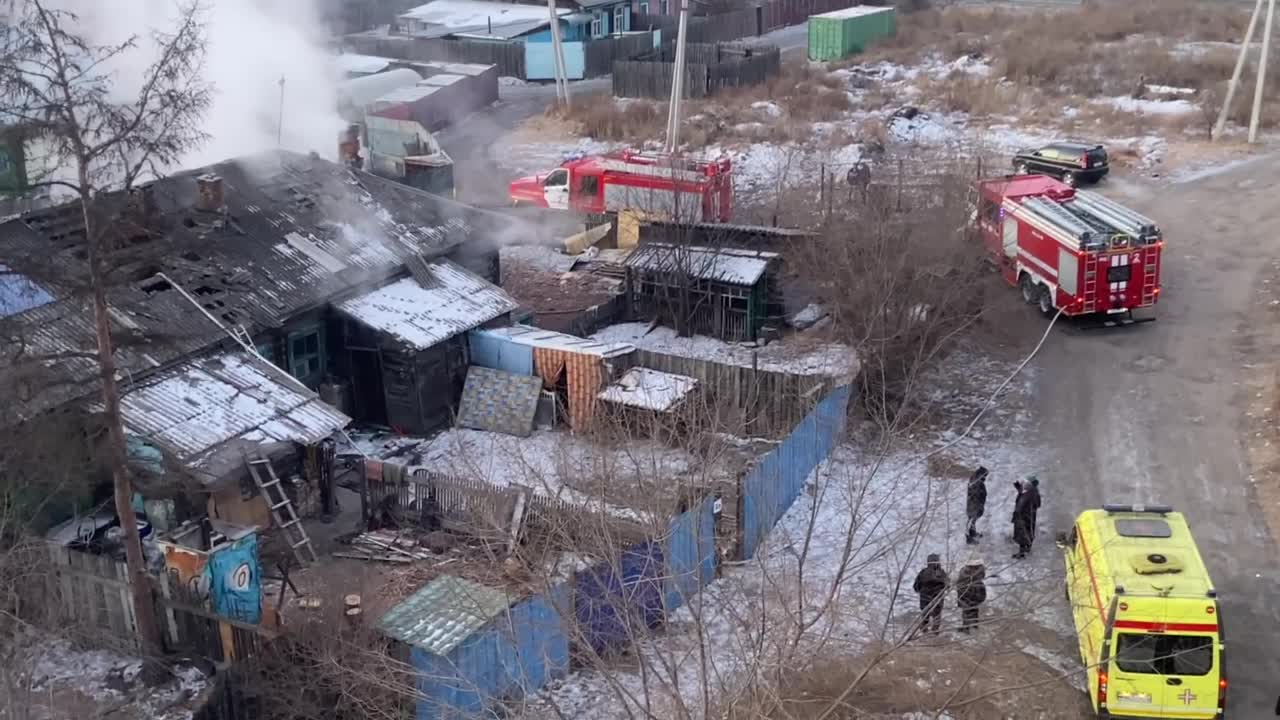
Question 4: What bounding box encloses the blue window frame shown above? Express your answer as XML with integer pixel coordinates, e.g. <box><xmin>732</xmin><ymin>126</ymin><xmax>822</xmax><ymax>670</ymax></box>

<box><xmin>255</xmin><ymin>341</ymin><xmax>275</xmax><ymax>364</ymax></box>
<box><xmin>287</xmin><ymin>326</ymin><xmax>323</xmax><ymax>382</ymax></box>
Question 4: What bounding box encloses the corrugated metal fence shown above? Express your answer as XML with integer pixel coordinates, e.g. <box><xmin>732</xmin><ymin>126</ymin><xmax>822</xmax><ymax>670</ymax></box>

<box><xmin>738</xmin><ymin>384</ymin><xmax>850</xmax><ymax>560</ymax></box>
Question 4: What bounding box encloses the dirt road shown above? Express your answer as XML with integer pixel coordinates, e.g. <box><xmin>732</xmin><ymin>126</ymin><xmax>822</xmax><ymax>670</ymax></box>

<box><xmin>1032</xmin><ymin>160</ymin><xmax>1280</xmax><ymax>716</ymax></box>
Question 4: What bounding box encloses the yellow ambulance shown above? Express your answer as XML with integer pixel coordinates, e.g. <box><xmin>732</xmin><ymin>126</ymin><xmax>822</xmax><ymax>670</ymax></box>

<box><xmin>1060</xmin><ymin>504</ymin><xmax>1225</xmax><ymax>719</ymax></box>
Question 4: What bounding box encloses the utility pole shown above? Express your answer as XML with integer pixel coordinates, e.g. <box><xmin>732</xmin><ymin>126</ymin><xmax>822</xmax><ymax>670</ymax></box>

<box><xmin>277</xmin><ymin>76</ymin><xmax>286</xmax><ymax>146</ymax></box>
<box><xmin>1250</xmin><ymin>0</ymin><xmax>1277</xmax><ymax>143</ymax></box>
<box><xmin>664</xmin><ymin>0</ymin><xmax>689</xmax><ymax>153</ymax></box>
<box><xmin>548</xmin><ymin>0</ymin><xmax>571</xmax><ymax>108</ymax></box>
<box><xmin>1215</xmin><ymin>0</ymin><xmax>1264</xmax><ymax>139</ymax></box>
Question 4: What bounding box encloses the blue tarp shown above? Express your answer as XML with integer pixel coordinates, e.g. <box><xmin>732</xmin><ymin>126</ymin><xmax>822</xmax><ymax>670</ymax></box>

<box><xmin>574</xmin><ymin>541</ymin><xmax>664</xmax><ymax>656</ymax></box>
<box><xmin>0</xmin><ymin>265</ymin><xmax>53</xmax><ymax>317</ymax></box>
<box><xmin>207</xmin><ymin>534</ymin><xmax>262</xmax><ymax>624</ymax></box>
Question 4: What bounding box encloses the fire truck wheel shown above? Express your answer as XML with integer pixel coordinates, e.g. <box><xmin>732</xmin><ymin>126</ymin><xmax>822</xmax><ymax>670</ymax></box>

<box><xmin>1019</xmin><ymin>274</ymin><xmax>1037</xmax><ymax>304</ymax></box>
<box><xmin>1037</xmin><ymin>287</ymin><xmax>1055</xmax><ymax>317</ymax></box>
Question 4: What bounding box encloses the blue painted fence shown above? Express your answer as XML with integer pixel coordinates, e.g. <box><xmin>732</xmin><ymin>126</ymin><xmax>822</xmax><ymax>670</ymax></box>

<box><xmin>573</xmin><ymin>540</ymin><xmax>665</xmax><ymax>656</ymax></box>
<box><xmin>663</xmin><ymin>496</ymin><xmax>717</xmax><ymax>613</ymax></box>
<box><xmin>739</xmin><ymin>385</ymin><xmax>851</xmax><ymax>561</ymax></box>
<box><xmin>525</xmin><ymin>42</ymin><xmax>587</xmax><ymax>81</ymax></box>
<box><xmin>413</xmin><ymin>584</ymin><xmax>571</xmax><ymax>720</ymax></box>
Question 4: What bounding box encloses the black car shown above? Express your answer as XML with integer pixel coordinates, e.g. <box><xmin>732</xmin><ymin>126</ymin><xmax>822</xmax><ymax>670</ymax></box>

<box><xmin>1011</xmin><ymin>142</ymin><xmax>1109</xmax><ymax>186</ymax></box>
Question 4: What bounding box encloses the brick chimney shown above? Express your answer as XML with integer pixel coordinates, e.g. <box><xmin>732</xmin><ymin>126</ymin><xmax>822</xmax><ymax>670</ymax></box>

<box><xmin>195</xmin><ymin>173</ymin><xmax>224</xmax><ymax>212</ymax></box>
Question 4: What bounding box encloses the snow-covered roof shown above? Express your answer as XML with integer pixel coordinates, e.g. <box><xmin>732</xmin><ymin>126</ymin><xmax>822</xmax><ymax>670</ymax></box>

<box><xmin>813</xmin><ymin>6</ymin><xmax>895</xmax><ymax>19</ymax></box>
<box><xmin>335</xmin><ymin>53</ymin><xmax>394</xmax><ymax>76</ymax></box>
<box><xmin>116</xmin><ymin>351</ymin><xmax>351</xmax><ymax>482</ymax></box>
<box><xmin>598</xmin><ymin>367</ymin><xmax>698</xmax><ymax>412</ymax></box>
<box><xmin>400</xmin><ymin>0</ymin><xmax>568</xmax><ymax>38</ymax></box>
<box><xmin>625</xmin><ymin>243</ymin><xmax>780</xmax><ymax>286</ymax></box>
<box><xmin>337</xmin><ymin>262</ymin><xmax>517</xmax><ymax>351</ymax></box>
<box><xmin>477</xmin><ymin>324</ymin><xmax>634</xmax><ymax>358</ymax></box>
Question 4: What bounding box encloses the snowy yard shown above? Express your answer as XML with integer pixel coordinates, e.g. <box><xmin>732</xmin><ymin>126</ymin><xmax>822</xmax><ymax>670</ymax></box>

<box><xmin>515</xmin><ymin>346</ymin><xmax>1087</xmax><ymax>719</ymax></box>
<box><xmin>3</xmin><ymin>633</ymin><xmax>209</xmax><ymax>720</ymax></box>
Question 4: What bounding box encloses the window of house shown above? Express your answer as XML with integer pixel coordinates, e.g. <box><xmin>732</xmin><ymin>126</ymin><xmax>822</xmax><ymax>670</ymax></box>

<box><xmin>614</xmin><ymin>5</ymin><xmax>627</xmax><ymax>33</ymax></box>
<box><xmin>639</xmin><ymin>0</ymin><xmax>649</xmax><ymax>13</ymax></box>
<box><xmin>288</xmin><ymin>326</ymin><xmax>323</xmax><ymax>382</ymax></box>
<box><xmin>660</xmin><ymin>0</ymin><xmax>669</xmax><ymax>13</ymax></box>
<box><xmin>591</xmin><ymin>11</ymin><xmax>603</xmax><ymax>37</ymax></box>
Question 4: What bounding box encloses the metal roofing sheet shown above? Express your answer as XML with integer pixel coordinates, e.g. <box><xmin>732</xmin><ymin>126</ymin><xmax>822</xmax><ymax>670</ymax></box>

<box><xmin>477</xmin><ymin>324</ymin><xmax>634</xmax><ymax>358</ymax></box>
<box><xmin>598</xmin><ymin>367</ymin><xmax>697</xmax><ymax>412</ymax></box>
<box><xmin>625</xmin><ymin>243</ymin><xmax>779</xmax><ymax>286</ymax></box>
<box><xmin>116</xmin><ymin>351</ymin><xmax>351</xmax><ymax>478</ymax></box>
<box><xmin>338</xmin><ymin>261</ymin><xmax>517</xmax><ymax>350</ymax></box>
<box><xmin>401</xmin><ymin>0</ymin><xmax>568</xmax><ymax>26</ymax></box>
<box><xmin>336</xmin><ymin>53</ymin><xmax>395</xmax><ymax>76</ymax></box>
<box><xmin>378</xmin><ymin>575</ymin><xmax>511</xmax><ymax>656</ymax></box>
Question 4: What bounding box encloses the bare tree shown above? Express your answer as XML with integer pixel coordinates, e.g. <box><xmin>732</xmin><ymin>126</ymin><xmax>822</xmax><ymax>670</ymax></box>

<box><xmin>0</xmin><ymin>0</ymin><xmax>212</xmax><ymax>652</ymax></box>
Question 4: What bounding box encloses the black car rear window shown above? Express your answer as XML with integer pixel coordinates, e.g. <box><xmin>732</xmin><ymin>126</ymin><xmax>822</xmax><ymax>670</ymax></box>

<box><xmin>1088</xmin><ymin>148</ymin><xmax>1108</xmax><ymax>162</ymax></box>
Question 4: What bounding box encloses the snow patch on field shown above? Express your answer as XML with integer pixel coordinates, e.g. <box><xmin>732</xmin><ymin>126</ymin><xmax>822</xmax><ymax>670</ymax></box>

<box><xmin>1102</xmin><ymin>96</ymin><xmax>1196</xmax><ymax>116</ymax></box>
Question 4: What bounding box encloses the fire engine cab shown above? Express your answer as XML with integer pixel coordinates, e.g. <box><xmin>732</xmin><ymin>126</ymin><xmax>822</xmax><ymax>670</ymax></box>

<box><xmin>508</xmin><ymin>149</ymin><xmax>734</xmax><ymax>223</ymax></box>
<box><xmin>974</xmin><ymin>175</ymin><xmax>1163</xmax><ymax>323</ymax></box>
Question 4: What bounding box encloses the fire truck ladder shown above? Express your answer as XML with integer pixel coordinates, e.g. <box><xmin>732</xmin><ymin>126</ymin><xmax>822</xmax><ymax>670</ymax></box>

<box><xmin>1141</xmin><ymin>253</ymin><xmax>1158</xmax><ymax>305</ymax></box>
<box><xmin>246</xmin><ymin>454</ymin><xmax>318</xmax><ymax>566</ymax></box>
<box><xmin>1018</xmin><ymin>196</ymin><xmax>1100</xmax><ymax>250</ymax></box>
<box><xmin>1071</xmin><ymin>191</ymin><xmax>1160</xmax><ymax>242</ymax></box>
<box><xmin>596</xmin><ymin>158</ymin><xmax>709</xmax><ymax>184</ymax></box>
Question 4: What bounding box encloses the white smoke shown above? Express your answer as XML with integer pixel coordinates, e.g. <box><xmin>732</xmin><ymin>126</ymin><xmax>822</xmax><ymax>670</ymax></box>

<box><xmin>48</xmin><ymin>0</ymin><xmax>345</xmax><ymax>168</ymax></box>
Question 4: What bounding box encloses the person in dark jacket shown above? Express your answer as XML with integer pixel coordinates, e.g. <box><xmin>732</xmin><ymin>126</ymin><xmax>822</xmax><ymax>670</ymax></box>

<box><xmin>965</xmin><ymin>466</ymin><xmax>989</xmax><ymax>545</ymax></box>
<box><xmin>1026</xmin><ymin>476</ymin><xmax>1042</xmax><ymax>538</ymax></box>
<box><xmin>955</xmin><ymin>560</ymin><xmax>987</xmax><ymax>633</ymax></box>
<box><xmin>1012</xmin><ymin>481</ymin><xmax>1035</xmax><ymax>559</ymax></box>
<box><xmin>912</xmin><ymin>553</ymin><xmax>948</xmax><ymax>636</ymax></box>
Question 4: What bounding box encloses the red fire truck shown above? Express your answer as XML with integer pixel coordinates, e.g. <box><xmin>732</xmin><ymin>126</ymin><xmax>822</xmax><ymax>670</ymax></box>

<box><xmin>508</xmin><ymin>149</ymin><xmax>734</xmax><ymax>222</ymax></box>
<box><xmin>974</xmin><ymin>175</ymin><xmax>1163</xmax><ymax>324</ymax></box>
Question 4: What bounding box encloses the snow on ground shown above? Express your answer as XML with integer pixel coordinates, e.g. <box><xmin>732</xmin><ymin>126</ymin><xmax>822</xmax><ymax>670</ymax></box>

<box><xmin>591</xmin><ymin>322</ymin><xmax>859</xmax><ymax>378</ymax></box>
<box><xmin>8</xmin><ymin>634</ymin><xmax>209</xmax><ymax>720</ymax></box>
<box><xmin>521</xmin><ymin>347</ymin><xmax>1079</xmax><ymax>719</ymax></box>
<box><xmin>710</xmin><ymin>140</ymin><xmax>866</xmax><ymax>201</ymax></box>
<box><xmin>1101</xmin><ymin>96</ymin><xmax>1196</xmax><ymax>116</ymax></box>
<box><xmin>342</xmin><ymin>426</ymin><xmax>747</xmax><ymax>521</ymax></box>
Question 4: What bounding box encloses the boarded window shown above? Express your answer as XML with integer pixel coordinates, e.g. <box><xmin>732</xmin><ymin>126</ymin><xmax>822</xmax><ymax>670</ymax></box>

<box><xmin>288</xmin><ymin>326</ymin><xmax>323</xmax><ymax>381</ymax></box>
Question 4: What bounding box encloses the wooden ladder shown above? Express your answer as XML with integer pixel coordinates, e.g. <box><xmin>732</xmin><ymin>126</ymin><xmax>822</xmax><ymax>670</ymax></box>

<box><xmin>246</xmin><ymin>454</ymin><xmax>318</xmax><ymax>566</ymax></box>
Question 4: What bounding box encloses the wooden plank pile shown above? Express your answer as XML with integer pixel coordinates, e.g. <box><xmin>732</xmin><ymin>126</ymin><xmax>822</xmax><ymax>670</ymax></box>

<box><xmin>334</xmin><ymin>530</ymin><xmax>435</xmax><ymax>563</ymax></box>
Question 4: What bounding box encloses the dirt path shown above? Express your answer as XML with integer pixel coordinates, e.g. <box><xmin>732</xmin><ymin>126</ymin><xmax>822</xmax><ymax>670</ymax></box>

<box><xmin>1031</xmin><ymin>162</ymin><xmax>1280</xmax><ymax>716</ymax></box>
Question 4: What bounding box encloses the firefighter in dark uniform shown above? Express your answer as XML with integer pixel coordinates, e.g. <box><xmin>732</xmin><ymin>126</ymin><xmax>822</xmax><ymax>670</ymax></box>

<box><xmin>912</xmin><ymin>553</ymin><xmax>948</xmax><ymax>636</ymax></box>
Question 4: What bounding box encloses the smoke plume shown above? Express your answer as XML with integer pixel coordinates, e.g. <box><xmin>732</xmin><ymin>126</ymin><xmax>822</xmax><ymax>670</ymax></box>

<box><xmin>49</xmin><ymin>0</ymin><xmax>345</xmax><ymax>168</ymax></box>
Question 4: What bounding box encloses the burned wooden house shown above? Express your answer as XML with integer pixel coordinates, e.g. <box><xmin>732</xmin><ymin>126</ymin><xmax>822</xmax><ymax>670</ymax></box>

<box><xmin>0</xmin><ymin>149</ymin><xmax>517</xmax><ymax>540</ymax></box>
<box><xmin>625</xmin><ymin>242</ymin><xmax>784</xmax><ymax>342</ymax></box>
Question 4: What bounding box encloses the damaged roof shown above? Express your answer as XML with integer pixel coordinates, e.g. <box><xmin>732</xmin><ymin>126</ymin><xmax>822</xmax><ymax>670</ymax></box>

<box><xmin>337</xmin><ymin>260</ymin><xmax>517</xmax><ymax>350</ymax></box>
<box><xmin>625</xmin><ymin>243</ymin><xmax>780</xmax><ymax>286</ymax></box>
<box><xmin>113</xmin><ymin>351</ymin><xmax>351</xmax><ymax>486</ymax></box>
<box><xmin>0</xmin><ymin>150</ymin><xmax>496</xmax><ymax>424</ymax></box>
<box><xmin>378</xmin><ymin>574</ymin><xmax>512</xmax><ymax>656</ymax></box>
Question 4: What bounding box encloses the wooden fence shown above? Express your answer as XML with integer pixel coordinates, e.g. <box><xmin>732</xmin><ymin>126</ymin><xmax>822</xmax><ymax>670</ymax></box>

<box><xmin>628</xmin><ymin>348</ymin><xmax>831</xmax><ymax>439</ymax></box>
<box><xmin>366</xmin><ymin>466</ymin><xmax>651</xmax><ymax>548</ymax></box>
<box><xmin>344</xmin><ymin>33</ymin><xmax>527</xmax><ymax>78</ymax></box>
<box><xmin>613</xmin><ymin>42</ymin><xmax>780</xmax><ymax>99</ymax></box>
<box><xmin>42</xmin><ymin>546</ymin><xmax>273</xmax><ymax>663</ymax></box>
<box><xmin>584</xmin><ymin>32</ymin><xmax>659</xmax><ymax>78</ymax></box>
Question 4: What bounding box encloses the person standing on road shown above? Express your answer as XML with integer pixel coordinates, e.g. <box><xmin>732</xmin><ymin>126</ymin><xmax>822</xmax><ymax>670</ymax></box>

<box><xmin>955</xmin><ymin>558</ymin><xmax>987</xmax><ymax>633</ymax></box>
<box><xmin>966</xmin><ymin>466</ymin><xmax>989</xmax><ymax>545</ymax></box>
<box><xmin>1012</xmin><ymin>481</ymin><xmax>1035</xmax><ymax>559</ymax></box>
<box><xmin>1026</xmin><ymin>475</ymin><xmax>1042</xmax><ymax>538</ymax></box>
<box><xmin>912</xmin><ymin>554</ymin><xmax>948</xmax><ymax>636</ymax></box>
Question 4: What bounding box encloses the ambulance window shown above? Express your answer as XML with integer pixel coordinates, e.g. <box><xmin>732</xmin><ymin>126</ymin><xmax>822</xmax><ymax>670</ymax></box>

<box><xmin>1115</xmin><ymin>518</ymin><xmax>1172</xmax><ymax>538</ymax></box>
<box><xmin>1116</xmin><ymin>634</ymin><xmax>1213</xmax><ymax>676</ymax></box>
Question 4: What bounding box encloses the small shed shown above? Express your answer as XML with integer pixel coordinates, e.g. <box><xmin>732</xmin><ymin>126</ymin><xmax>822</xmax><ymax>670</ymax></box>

<box><xmin>379</xmin><ymin>575</ymin><xmax>570</xmax><ymax>720</ymax></box>
<box><xmin>336</xmin><ymin>261</ymin><xmax>518</xmax><ymax>435</ymax></box>
<box><xmin>625</xmin><ymin>242</ymin><xmax>783</xmax><ymax>342</ymax></box>
<box><xmin>466</xmin><ymin>325</ymin><xmax>634</xmax><ymax>430</ymax></box>
<box><xmin>597</xmin><ymin>366</ymin><xmax>699</xmax><ymax>439</ymax></box>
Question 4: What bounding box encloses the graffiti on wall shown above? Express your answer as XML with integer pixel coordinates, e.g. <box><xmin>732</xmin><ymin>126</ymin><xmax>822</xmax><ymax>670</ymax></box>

<box><xmin>207</xmin><ymin>534</ymin><xmax>262</xmax><ymax>624</ymax></box>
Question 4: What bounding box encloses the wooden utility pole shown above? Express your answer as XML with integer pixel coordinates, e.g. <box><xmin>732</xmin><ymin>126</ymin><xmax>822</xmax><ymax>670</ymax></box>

<box><xmin>1250</xmin><ymin>0</ymin><xmax>1277</xmax><ymax>143</ymax></box>
<box><xmin>1215</xmin><ymin>0</ymin><xmax>1264</xmax><ymax>139</ymax></box>
<box><xmin>548</xmin><ymin>0</ymin><xmax>571</xmax><ymax>108</ymax></box>
<box><xmin>664</xmin><ymin>0</ymin><xmax>690</xmax><ymax>153</ymax></box>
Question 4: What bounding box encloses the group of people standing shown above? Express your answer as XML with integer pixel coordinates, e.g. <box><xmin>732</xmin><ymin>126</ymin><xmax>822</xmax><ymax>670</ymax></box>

<box><xmin>911</xmin><ymin>466</ymin><xmax>1044</xmax><ymax>638</ymax></box>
